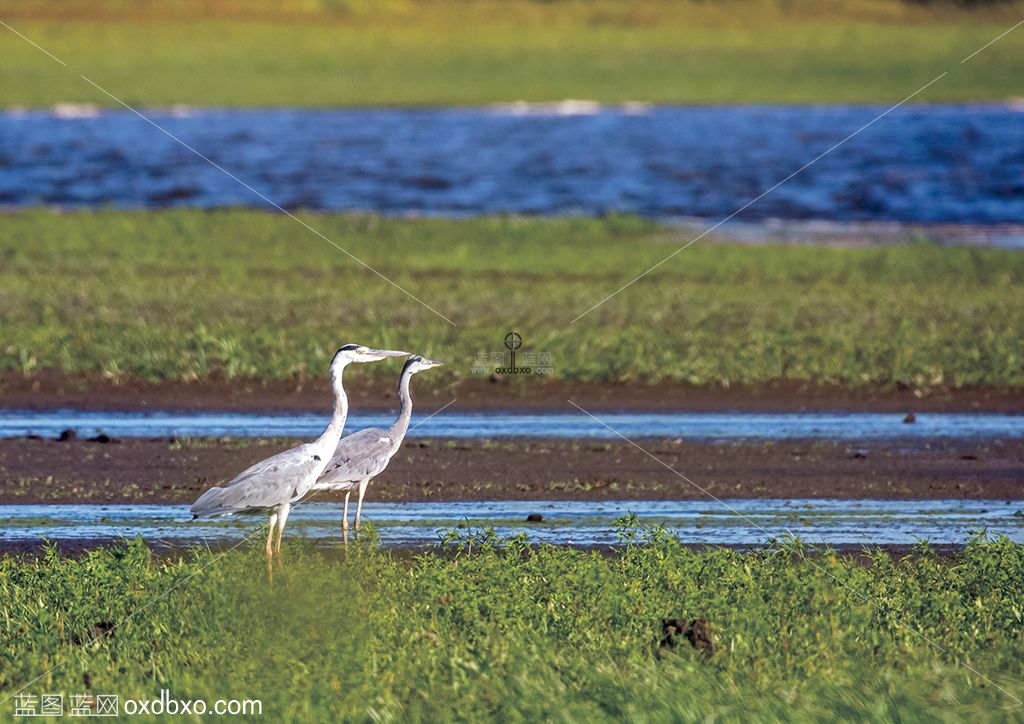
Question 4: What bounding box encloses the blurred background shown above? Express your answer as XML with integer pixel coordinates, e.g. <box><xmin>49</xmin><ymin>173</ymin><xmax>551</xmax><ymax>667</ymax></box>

<box><xmin>0</xmin><ymin>0</ymin><xmax>1021</xmax><ymax>395</ymax></box>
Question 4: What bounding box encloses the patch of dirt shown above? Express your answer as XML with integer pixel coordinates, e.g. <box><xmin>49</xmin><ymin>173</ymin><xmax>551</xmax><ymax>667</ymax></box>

<box><xmin>1</xmin><ymin>436</ymin><xmax>1021</xmax><ymax>505</ymax></box>
<box><xmin>2</xmin><ymin>371</ymin><xmax>1023</xmax><ymax>413</ymax></box>
<box><xmin>660</xmin><ymin>618</ymin><xmax>714</xmax><ymax>657</ymax></box>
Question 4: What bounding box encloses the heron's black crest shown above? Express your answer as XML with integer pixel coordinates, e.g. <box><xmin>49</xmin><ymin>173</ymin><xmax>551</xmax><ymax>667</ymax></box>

<box><xmin>402</xmin><ymin>354</ymin><xmax>423</xmax><ymax>371</ymax></box>
<box><xmin>333</xmin><ymin>344</ymin><xmax>361</xmax><ymax>361</ymax></box>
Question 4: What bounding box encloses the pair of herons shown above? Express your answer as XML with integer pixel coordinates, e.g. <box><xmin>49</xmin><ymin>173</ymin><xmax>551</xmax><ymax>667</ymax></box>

<box><xmin>190</xmin><ymin>345</ymin><xmax>441</xmax><ymax>561</ymax></box>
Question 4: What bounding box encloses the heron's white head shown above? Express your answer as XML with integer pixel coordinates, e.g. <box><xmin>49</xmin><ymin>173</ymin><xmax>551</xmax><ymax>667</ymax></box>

<box><xmin>330</xmin><ymin>345</ymin><xmax>409</xmax><ymax>384</ymax></box>
<box><xmin>403</xmin><ymin>354</ymin><xmax>445</xmax><ymax>375</ymax></box>
<box><xmin>333</xmin><ymin>344</ymin><xmax>409</xmax><ymax>367</ymax></box>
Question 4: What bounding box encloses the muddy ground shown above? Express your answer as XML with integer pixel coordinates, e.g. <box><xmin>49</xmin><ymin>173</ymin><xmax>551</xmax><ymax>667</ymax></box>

<box><xmin>1</xmin><ymin>436</ymin><xmax>1020</xmax><ymax>505</ymax></box>
<box><xmin>2</xmin><ymin>372</ymin><xmax>1021</xmax><ymax>413</ymax></box>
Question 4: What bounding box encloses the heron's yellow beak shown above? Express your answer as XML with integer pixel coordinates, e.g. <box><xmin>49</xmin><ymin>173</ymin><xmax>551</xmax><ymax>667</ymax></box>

<box><xmin>365</xmin><ymin>348</ymin><xmax>410</xmax><ymax>361</ymax></box>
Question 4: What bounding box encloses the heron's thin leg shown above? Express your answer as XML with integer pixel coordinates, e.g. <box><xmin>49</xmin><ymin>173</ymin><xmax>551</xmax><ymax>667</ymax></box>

<box><xmin>275</xmin><ymin>502</ymin><xmax>291</xmax><ymax>557</ymax></box>
<box><xmin>265</xmin><ymin>512</ymin><xmax>279</xmax><ymax>559</ymax></box>
<box><xmin>342</xmin><ymin>491</ymin><xmax>351</xmax><ymax>532</ymax></box>
<box><xmin>266</xmin><ymin>511</ymin><xmax>278</xmax><ymax>586</ymax></box>
<box><xmin>355</xmin><ymin>479</ymin><xmax>369</xmax><ymax>531</ymax></box>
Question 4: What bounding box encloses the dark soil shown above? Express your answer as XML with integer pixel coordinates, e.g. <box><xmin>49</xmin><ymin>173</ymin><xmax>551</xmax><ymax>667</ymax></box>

<box><xmin>2</xmin><ymin>371</ymin><xmax>1022</xmax><ymax>413</ymax></box>
<box><xmin>1</xmin><ymin>436</ymin><xmax>1021</xmax><ymax>505</ymax></box>
<box><xmin>660</xmin><ymin>618</ymin><xmax>714</xmax><ymax>657</ymax></box>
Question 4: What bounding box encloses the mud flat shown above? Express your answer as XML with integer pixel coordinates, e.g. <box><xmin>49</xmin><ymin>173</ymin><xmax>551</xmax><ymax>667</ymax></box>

<box><xmin>1</xmin><ymin>436</ymin><xmax>1020</xmax><ymax>505</ymax></box>
<box><xmin>2</xmin><ymin>374</ymin><xmax>1022</xmax><ymax>414</ymax></box>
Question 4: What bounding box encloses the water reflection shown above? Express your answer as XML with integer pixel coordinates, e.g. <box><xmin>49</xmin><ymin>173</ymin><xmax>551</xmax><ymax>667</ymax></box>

<box><xmin>1</xmin><ymin>499</ymin><xmax>1020</xmax><ymax>549</ymax></box>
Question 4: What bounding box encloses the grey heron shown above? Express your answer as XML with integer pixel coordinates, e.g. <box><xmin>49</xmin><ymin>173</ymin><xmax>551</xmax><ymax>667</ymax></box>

<box><xmin>313</xmin><ymin>354</ymin><xmax>444</xmax><ymax>533</ymax></box>
<box><xmin>189</xmin><ymin>345</ymin><xmax>408</xmax><ymax>563</ymax></box>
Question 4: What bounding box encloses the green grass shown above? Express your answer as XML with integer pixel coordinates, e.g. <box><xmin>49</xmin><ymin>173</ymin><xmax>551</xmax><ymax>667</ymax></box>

<box><xmin>1</xmin><ymin>528</ymin><xmax>1022</xmax><ymax>720</ymax></box>
<box><xmin>0</xmin><ymin>1</ymin><xmax>1023</xmax><ymax>106</ymax></box>
<box><xmin>2</xmin><ymin>209</ymin><xmax>1023</xmax><ymax>389</ymax></box>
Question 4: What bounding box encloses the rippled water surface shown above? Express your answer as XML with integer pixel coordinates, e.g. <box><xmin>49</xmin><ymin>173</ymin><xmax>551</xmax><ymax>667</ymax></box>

<box><xmin>2</xmin><ymin>104</ymin><xmax>1022</xmax><ymax>223</ymax></box>
<box><xmin>2</xmin><ymin>409</ymin><xmax>1022</xmax><ymax>440</ymax></box>
<box><xmin>1</xmin><ymin>500</ymin><xmax>1020</xmax><ymax>549</ymax></box>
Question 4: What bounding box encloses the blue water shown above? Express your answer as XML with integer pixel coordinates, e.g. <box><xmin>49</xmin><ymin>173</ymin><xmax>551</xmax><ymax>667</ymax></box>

<box><xmin>2</xmin><ymin>409</ymin><xmax>1021</xmax><ymax>441</ymax></box>
<box><xmin>1</xmin><ymin>499</ymin><xmax>1020</xmax><ymax>549</ymax></box>
<box><xmin>2</xmin><ymin>104</ymin><xmax>1023</xmax><ymax>222</ymax></box>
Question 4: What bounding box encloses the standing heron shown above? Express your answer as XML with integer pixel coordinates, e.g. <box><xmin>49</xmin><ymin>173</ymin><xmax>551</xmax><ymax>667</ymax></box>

<box><xmin>314</xmin><ymin>354</ymin><xmax>444</xmax><ymax>534</ymax></box>
<box><xmin>189</xmin><ymin>345</ymin><xmax>408</xmax><ymax>565</ymax></box>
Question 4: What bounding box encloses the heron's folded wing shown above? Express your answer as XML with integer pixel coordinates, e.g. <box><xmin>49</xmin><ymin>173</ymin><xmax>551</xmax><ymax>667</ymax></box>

<box><xmin>318</xmin><ymin>428</ymin><xmax>394</xmax><ymax>485</ymax></box>
<box><xmin>191</xmin><ymin>447</ymin><xmax>323</xmax><ymax>516</ymax></box>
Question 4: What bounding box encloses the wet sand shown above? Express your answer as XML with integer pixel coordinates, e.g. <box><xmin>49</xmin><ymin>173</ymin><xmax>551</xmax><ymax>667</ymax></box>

<box><xmin>1</xmin><ymin>436</ymin><xmax>1020</xmax><ymax>505</ymax></box>
<box><xmin>1</xmin><ymin>372</ymin><xmax>1021</xmax><ymax>414</ymax></box>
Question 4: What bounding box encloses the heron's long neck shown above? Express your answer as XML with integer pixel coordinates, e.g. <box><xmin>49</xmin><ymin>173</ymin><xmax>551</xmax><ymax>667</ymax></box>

<box><xmin>389</xmin><ymin>368</ymin><xmax>415</xmax><ymax>443</ymax></box>
<box><xmin>315</xmin><ymin>367</ymin><xmax>349</xmax><ymax>453</ymax></box>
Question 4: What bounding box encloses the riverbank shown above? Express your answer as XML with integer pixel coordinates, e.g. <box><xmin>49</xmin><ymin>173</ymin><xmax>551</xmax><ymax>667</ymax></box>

<box><xmin>2</xmin><ymin>435</ymin><xmax>1020</xmax><ymax>505</ymax></box>
<box><xmin>3</xmin><ymin>373</ymin><xmax>1023</xmax><ymax>414</ymax></box>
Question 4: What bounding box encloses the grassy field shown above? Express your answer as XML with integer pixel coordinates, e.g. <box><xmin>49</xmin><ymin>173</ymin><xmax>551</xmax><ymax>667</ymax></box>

<box><xmin>0</xmin><ymin>1</ymin><xmax>1023</xmax><ymax>106</ymax></box>
<box><xmin>1</xmin><ymin>528</ymin><xmax>1022</xmax><ymax>720</ymax></box>
<box><xmin>2</xmin><ymin>210</ymin><xmax>1023</xmax><ymax>389</ymax></box>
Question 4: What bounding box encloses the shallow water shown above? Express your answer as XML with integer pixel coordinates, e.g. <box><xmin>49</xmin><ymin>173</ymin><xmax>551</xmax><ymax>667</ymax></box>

<box><xmin>1</xmin><ymin>499</ymin><xmax>1020</xmax><ymax>549</ymax></box>
<box><xmin>2</xmin><ymin>104</ymin><xmax>1023</xmax><ymax>224</ymax></box>
<box><xmin>2</xmin><ymin>409</ymin><xmax>1022</xmax><ymax>441</ymax></box>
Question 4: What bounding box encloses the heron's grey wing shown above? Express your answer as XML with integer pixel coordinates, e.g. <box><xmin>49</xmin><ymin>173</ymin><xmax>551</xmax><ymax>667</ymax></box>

<box><xmin>317</xmin><ymin>428</ymin><xmax>395</xmax><ymax>486</ymax></box>
<box><xmin>190</xmin><ymin>446</ymin><xmax>323</xmax><ymax>517</ymax></box>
